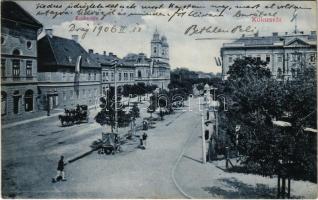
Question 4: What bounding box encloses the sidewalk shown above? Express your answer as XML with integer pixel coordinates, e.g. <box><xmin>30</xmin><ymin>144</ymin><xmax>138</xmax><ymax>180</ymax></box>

<box><xmin>174</xmin><ymin>127</ymin><xmax>318</xmax><ymax>199</ymax></box>
<box><xmin>2</xmin><ymin>105</ymin><xmax>98</xmax><ymax>129</ymax></box>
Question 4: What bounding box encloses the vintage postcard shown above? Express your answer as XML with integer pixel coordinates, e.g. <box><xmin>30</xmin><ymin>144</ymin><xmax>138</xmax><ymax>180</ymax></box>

<box><xmin>1</xmin><ymin>0</ymin><xmax>317</xmax><ymax>198</ymax></box>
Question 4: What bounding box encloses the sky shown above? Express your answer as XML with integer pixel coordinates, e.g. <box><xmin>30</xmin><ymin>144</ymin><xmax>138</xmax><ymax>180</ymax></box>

<box><xmin>17</xmin><ymin>1</ymin><xmax>317</xmax><ymax>73</ymax></box>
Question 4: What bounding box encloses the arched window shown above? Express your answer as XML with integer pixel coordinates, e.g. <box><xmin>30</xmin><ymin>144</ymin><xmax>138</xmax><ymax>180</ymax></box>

<box><xmin>12</xmin><ymin>49</ymin><xmax>21</xmax><ymax>56</ymax></box>
<box><xmin>138</xmin><ymin>70</ymin><xmax>142</xmax><ymax>78</ymax></box>
<box><xmin>1</xmin><ymin>91</ymin><xmax>7</xmax><ymax>116</ymax></box>
<box><xmin>24</xmin><ymin>90</ymin><xmax>33</xmax><ymax>112</ymax></box>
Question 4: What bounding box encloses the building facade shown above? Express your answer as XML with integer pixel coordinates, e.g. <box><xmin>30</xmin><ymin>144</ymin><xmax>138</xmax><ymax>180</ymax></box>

<box><xmin>37</xmin><ymin>30</ymin><xmax>101</xmax><ymax>109</ymax></box>
<box><xmin>1</xmin><ymin>1</ymin><xmax>42</xmax><ymax>120</ymax></box>
<box><xmin>91</xmin><ymin>30</ymin><xmax>171</xmax><ymax>95</ymax></box>
<box><xmin>221</xmin><ymin>31</ymin><xmax>317</xmax><ymax>80</ymax></box>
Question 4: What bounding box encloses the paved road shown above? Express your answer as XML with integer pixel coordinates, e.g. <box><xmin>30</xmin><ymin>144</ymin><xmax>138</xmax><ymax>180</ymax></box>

<box><xmin>1</xmin><ymin>108</ymin><xmax>102</xmax><ymax>198</ymax></box>
<box><xmin>2</xmin><ymin>98</ymin><xmax>203</xmax><ymax>198</ymax></box>
<box><xmin>51</xmin><ymin>99</ymin><xmax>202</xmax><ymax>198</ymax></box>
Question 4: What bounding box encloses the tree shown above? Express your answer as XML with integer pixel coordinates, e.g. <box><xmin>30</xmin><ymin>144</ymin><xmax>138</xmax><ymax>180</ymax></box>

<box><xmin>95</xmin><ymin>94</ymin><xmax>131</xmax><ymax>132</ymax></box>
<box><xmin>221</xmin><ymin>57</ymin><xmax>317</xmax><ymax>197</ymax></box>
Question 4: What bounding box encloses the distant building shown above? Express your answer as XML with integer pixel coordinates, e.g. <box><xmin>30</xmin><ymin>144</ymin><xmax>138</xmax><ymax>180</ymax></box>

<box><xmin>90</xmin><ymin>29</ymin><xmax>171</xmax><ymax>94</ymax></box>
<box><xmin>1</xmin><ymin>1</ymin><xmax>42</xmax><ymax>119</ymax></box>
<box><xmin>37</xmin><ymin>30</ymin><xmax>101</xmax><ymax>109</ymax></box>
<box><xmin>221</xmin><ymin>31</ymin><xmax>317</xmax><ymax>80</ymax></box>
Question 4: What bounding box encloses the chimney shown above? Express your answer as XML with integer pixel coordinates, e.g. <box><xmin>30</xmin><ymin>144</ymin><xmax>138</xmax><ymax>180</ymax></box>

<box><xmin>311</xmin><ymin>31</ymin><xmax>316</xmax><ymax>35</ymax></box>
<box><xmin>88</xmin><ymin>49</ymin><xmax>93</xmax><ymax>54</ymax></box>
<box><xmin>103</xmin><ymin>51</ymin><xmax>106</xmax><ymax>55</ymax></box>
<box><xmin>109</xmin><ymin>52</ymin><xmax>113</xmax><ymax>56</ymax></box>
<box><xmin>72</xmin><ymin>35</ymin><xmax>79</xmax><ymax>43</ymax></box>
<box><xmin>272</xmin><ymin>32</ymin><xmax>278</xmax><ymax>36</ymax></box>
<box><xmin>300</xmin><ymin>31</ymin><xmax>304</xmax><ymax>34</ymax></box>
<box><xmin>285</xmin><ymin>32</ymin><xmax>288</xmax><ymax>35</ymax></box>
<box><xmin>45</xmin><ymin>28</ymin><xmax>53</xmax><ymax>38</ymax></box>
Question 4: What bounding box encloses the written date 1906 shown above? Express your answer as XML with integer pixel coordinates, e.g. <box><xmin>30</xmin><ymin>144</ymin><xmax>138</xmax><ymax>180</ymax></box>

<box><xmin>68</xmin><ymin>23</ymin><xmax>143</xmax><ymax>39</ymax></box>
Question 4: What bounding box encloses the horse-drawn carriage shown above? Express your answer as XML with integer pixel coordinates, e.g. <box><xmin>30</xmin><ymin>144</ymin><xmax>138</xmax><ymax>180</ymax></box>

<box><xmin>58</xmin><ymin>104</ymin><xmax>89</xmax><ymax>126</ymax></box>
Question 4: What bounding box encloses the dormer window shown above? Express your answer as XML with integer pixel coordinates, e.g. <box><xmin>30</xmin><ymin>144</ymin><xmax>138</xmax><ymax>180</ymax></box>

<box><xmin>13</xmin><ymin>49</ymin><xmax>21</xmax><ymax>56</ymax></box>
<box><xmin>26</xmin><ymin>41</ymin><xmax>32</xmax><ymax>49</ymax></box>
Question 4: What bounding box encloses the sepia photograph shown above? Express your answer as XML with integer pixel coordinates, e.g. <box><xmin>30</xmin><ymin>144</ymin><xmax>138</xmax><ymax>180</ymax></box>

<box><xmin>1</xmin><ymin>0</ymin><xmax>317</xmax><ymax>198</ymax></box>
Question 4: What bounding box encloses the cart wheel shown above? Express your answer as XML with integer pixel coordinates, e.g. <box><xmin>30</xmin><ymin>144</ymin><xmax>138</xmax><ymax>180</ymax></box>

<box><xmin>104</xmin><ymin>148</ymin><xmax>112</xmax><ymax>155</ymax></box>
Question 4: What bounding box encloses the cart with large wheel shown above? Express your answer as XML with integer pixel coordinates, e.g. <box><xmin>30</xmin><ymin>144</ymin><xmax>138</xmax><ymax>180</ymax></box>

<box><xmin>98</xmin><ymin>132</ymin><xmax>121</xmax><ymax>155</ymax></box>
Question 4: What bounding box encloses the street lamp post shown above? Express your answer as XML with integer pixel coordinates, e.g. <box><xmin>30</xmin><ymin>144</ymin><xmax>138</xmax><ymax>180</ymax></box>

<box><xmin>113</xmin><ymin>61</ymin><xmax>118</xmax><ymax>133</ymax></box>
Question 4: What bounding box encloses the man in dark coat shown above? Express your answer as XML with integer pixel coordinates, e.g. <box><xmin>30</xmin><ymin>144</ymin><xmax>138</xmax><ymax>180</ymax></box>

<box><xmin>53</xmin><ymin>155</ymin><xmax>67</xmax><ymax>182</ymax></box>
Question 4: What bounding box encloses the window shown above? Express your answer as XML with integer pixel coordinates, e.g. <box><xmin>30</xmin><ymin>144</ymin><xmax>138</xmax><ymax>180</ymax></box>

<box><xmin>13</xmin><ymin>49</ymin><xmax>21</xmax><ymax>56</ymax></box>
<box><xmin>266</xmin><ymin>55</ymin><xmax>270</xmax><ymax>63</ymax></box>
<box><xmin>1</xmin><ymin>59</ymin><xmax>5</xmax><ymax>78</ymax></box>
<box><xmin>228</xmin><ymin>56</ymin><xmax>232</xmax><ymax>63</ymax></box>
<box><xmin>256</xmin><ymin>56</ymin><xmax>261</xmax><ymax>62</ymax></box>
<box><xmin>138</xmin><ymin>70</ymin><xmax>142</xmax><ymax>78</ymax></box>
<box><xmin>26</xmin><ymin>60</ymin><xmax>32</xmax><ymax>77</ymax></box>
<box><xmin>111</xmin><ymin>72</ymin><xmax>114</xmax><ymax>81</ymax></box>
<box><xmin>118</xmin><ymin>72</ymin><xmax>122</xmax><ymax>81</ymax></box>
<box><xmin>26</xmin><ymin>41</ymin><xmax>32</xmax><ymax>49</ymax></box>
<box><xmin>63</xmin><ymin>92</ymin><xmax>66</xmax><ymax>101</ymax></box>
<box><xmin>13</xmin><ymin>90</ymin><xmax>20</xmax><ymax>114</ymax></box>
<box><xmin>130</xmin><ymin>73</ymin><xmax>134</xmax><ymax>80</ymax></box>
<box><xmin>124</xmin><ymin>73</ymin><xmax>128</xmax><ymax>80</ymax></box>
<box><xmin>94</xmin><ymin>73</ymin><xmax>96</xmax><ymax>80</ymax></box>
<box><xmin>154</xmin><ymin>47</ymin><xmax>157</xmax><ymax>53</ymax></box>
<box><xmin>1</xmin><ymin>91</ymin><xmax>7</xmax><ymax>116</ymax></box>
<box><xmin>277</xmin><ymin>56</ymin><xmax>283</xmax><ymax>62</ymax></box>
<box><xmin>12</xmin><ymin>59</ymin><xmax>20</xmax><ymax>78</ymax></box>
<box><xmin>310</xmin><ymin>54</ymin><xmax>316</xmax><ymax>62</ymax></box>
<box><xmin>103</xmin><ymin>72</ymin><xmax>106</xmax><ymax>77</ymax></box>
<box><xmin>24</xmin><ymin>90</ymin><xmax>33</xmax><ymax>112</ymax></box>
<box><xmin>106</xmin><ymin>72</ymin><xmax>109</xmax><ymax>81</ymax></box>
<box><xmin>88</xmin><ymin>73</ymin><xmax>91</xmax><ymax>80</ymax></box>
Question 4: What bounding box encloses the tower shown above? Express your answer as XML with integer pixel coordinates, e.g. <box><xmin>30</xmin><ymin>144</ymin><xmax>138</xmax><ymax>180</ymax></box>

<box><xmin>150</xmin><ymin>29</ymin><xmax>169</xmax><ymax>64</ymax></box>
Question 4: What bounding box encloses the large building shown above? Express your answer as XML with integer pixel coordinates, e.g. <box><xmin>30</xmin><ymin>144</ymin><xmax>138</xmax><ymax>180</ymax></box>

<box><xmin>221</xmin><ymin>31</ymin><xmax>317</xmax><ymax>80</ymax></box>
<box><xmin>1</xmin><ymin>1</ymin><xmax>42</xmax><ymax>120</ymax></box>
<box><xmin>37</xmin><ymin>30</ymin><xmax>101</xmax><ymax>109</ymax></box>
<box><xmin>90</xmin><ymin>30</ymin><xmax>171</xmax><ymax>94</ymax></box>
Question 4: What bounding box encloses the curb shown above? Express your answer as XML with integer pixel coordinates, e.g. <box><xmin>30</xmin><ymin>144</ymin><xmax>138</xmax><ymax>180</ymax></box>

<box><xmin>170</xmin><ymin>118</ymin><xmax>198</xmax><ymax>199</ymax></box>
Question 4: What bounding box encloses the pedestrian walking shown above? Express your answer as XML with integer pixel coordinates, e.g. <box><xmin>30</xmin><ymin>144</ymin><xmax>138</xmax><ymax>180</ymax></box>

<box><xmin>142</xmin><ymin>132</ymin><xmax>148</xmax><ymax>148</ymax></box>
<box><xmin>52</xmin><ymin>155</ymin><xmax>67</xmax><ymax>182</ymax></box>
